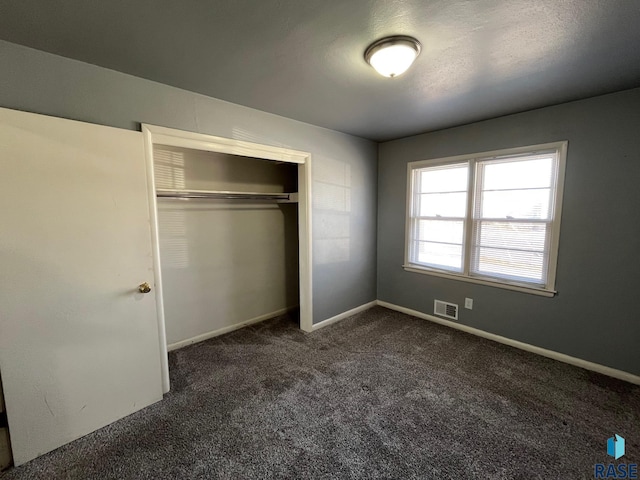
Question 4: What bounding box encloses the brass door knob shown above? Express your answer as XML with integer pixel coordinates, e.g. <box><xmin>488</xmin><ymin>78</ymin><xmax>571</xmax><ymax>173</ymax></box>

<box><xmin>138</xmin><ymin>282</ymin><xmax>151</xmax><ymax>294</ymax></box>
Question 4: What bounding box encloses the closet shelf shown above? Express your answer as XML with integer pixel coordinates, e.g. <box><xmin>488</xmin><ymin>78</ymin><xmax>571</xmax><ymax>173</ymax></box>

<box><xmin>156</xmin><ymin>188</ymin><xmax>297</xmax><ymax>202</ymax></box>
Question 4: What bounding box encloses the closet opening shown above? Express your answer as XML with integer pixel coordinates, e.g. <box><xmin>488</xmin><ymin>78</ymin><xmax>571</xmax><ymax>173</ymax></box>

<box><xmin>142</xmin><ymin>125</ymin><xmax>312</xmax><ymax>393</ymax></box>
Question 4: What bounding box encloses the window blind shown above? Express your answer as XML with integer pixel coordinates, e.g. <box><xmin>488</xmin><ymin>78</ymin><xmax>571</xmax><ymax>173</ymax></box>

<box><xmin>410</xmin><ymin>162</ymin><xmax>469</xmax><ymax>272</ymax></box>
<box><xmin>470</xmin><ymin>151</ymin><xmax>558</xmax><ymax>286</ymax></box>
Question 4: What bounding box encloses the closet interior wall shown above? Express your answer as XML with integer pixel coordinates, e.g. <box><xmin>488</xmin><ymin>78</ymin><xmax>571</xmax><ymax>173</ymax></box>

<box><xmin>154</xmin><ymin>145</ymin><xmax>299</xmax><ymax>349</ymax></box>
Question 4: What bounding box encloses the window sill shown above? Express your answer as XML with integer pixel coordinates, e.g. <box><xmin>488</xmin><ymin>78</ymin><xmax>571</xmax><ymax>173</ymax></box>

<box><xmin>402</xmin><ymin>264</ymin><xmax>557</xmax><ymax>297</ymax></box>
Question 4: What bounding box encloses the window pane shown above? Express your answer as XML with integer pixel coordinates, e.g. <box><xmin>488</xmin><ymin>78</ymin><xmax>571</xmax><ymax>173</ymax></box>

<box><xmin>416</xmin><ymin>242</ymin><xmax>463</xmax><ymax>271</ymax></box>
<box><xmin>406</xmin><ymin>144</ymin><xmax>563</xmax><ymax>291</ymax></box>
<box><xmin>472</xmin><ymin>247</ymin><xmax>546</xmax><ymax>284</ymax></box>
<box><xmin>419</xmin><ymin>164</ymin><xmax>468</xmax><ymax>193</ymax></box>
<box><xmin>482</xmin><ymin>158</ymin><xmax>553</xmax><ymax>190</ymax></box>
<box><xmin>476</xmin><ymin>221</ymin><xmax>547</xmax><ymax>251</ymax></box>
<box><xmin>417</xmin><ymin>220</ymin><xmax>464</xmax><ymax>244</ymax></box>
<box><xmin>480</xmin><ymin>189</ymin><xmax>551</xmax><ymax>220</ymax></box>
<box><xmin>419</xmin><ymin>192</ymin><xmax>467</xmax><ymax>218</ymax></box>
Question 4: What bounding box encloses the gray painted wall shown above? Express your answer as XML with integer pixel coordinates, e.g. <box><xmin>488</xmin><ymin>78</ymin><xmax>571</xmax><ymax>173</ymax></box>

<box><xmin>0</xmin><ymin>40</ymin><xmax>378</xmax><ymax>324</ymax></box>
<box><xmin>378</xmin><ymin>87</ymin><xmax>640</xmax><ymax>375</ymax></box>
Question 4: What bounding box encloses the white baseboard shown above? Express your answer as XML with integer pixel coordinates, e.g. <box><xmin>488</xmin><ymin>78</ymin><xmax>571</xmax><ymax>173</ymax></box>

<box><xmin>312</xmin><ymin>301</ymin><xmax>378</xmax><ymax>331</ymax></box>
<box><xmin>377</xmin><ymin>300</ymin><xmax>640</xmax><ymax>386</ymax></box>
<box><xmin>167</xmin><ymin>306</ymin><xmax>296</xmax><ymax>351</ymax></box>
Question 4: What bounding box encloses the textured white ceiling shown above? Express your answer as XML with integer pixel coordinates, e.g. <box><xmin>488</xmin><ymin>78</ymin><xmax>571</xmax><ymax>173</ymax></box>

<box><xmin>1</xmin><ymin>0</ymin><xmax>640</xmax><ymax>141</ymax></box>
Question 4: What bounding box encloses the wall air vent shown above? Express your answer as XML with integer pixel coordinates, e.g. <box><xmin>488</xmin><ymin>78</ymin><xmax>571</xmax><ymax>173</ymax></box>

<box><xmin>434</xmin><ymin>300</ymin><xmax>458</xmax><ymax>320</ymax></box>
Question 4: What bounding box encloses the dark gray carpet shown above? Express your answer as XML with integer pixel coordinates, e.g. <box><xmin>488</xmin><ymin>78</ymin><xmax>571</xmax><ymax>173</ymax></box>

<box><xmin>2</xmin><ymin>306</ymin><xmax>639</xmax><ymax>479</ymax></box>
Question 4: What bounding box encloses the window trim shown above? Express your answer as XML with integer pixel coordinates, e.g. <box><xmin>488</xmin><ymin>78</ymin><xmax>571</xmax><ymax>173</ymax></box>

<box><xmin>403</xmin><ymin>141</ymin><xmax>567</xmax><ymax>297</ymax></box>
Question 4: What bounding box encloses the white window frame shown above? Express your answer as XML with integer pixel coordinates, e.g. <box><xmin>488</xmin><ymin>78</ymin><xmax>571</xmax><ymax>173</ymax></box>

<box><xmin>403</xmin><ymin>141</ymin><xmax>567</xmax><ymax>297</ymax></box>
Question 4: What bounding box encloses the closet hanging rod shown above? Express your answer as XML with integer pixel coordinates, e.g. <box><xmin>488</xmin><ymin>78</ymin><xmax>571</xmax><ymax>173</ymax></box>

<box><xmin>156</xmin><ymin>188</ymin><xmax>293</xmax><ymax>201</ymax></box>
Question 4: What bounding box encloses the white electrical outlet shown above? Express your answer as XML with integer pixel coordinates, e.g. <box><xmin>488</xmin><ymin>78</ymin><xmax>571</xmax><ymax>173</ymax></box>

<box><xmin>464</xmin><ymin>298</ymin><xmax>473</xmax><ymax>310</ymax></box>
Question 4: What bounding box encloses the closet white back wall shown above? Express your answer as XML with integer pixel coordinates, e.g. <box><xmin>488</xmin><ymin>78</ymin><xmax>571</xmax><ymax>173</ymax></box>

<box><xmin>154</xmin><ymin>146</ymin><xmax>299</xmax><ymax>348</ymax></box>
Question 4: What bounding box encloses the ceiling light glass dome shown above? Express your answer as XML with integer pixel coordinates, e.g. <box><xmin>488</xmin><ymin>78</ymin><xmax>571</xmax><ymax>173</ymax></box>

<box><xmin>365</xmin><ymin>36</ymin><xmax>421</xmax><ymax>78</ymax></box>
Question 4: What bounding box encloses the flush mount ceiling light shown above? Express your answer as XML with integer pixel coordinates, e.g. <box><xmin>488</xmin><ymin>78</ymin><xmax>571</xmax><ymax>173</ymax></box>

<box><xmin>364</xmin><ymin>35</ymin><xmax>421</xmax><ymax>78</ymax></box>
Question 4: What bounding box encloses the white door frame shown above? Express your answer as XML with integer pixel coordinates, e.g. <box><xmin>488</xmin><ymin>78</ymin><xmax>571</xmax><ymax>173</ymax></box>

<box><xmin>142</xmin><ymin>124</ymin><xmax>313</xmax><ymax>393</ymax></box>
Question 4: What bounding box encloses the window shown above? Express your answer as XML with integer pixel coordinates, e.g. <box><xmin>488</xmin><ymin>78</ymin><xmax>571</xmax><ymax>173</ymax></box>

<box><xmin>405</xmin><ymin>142</ymin><xmax>567</xmax><ymax>296</ymax></box>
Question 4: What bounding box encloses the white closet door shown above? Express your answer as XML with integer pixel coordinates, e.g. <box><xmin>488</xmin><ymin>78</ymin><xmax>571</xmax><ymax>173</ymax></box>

<box><xmin>0</xmin><ymin>107</ymin><xmax>163</xmax><ymax>465</ymax></box>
